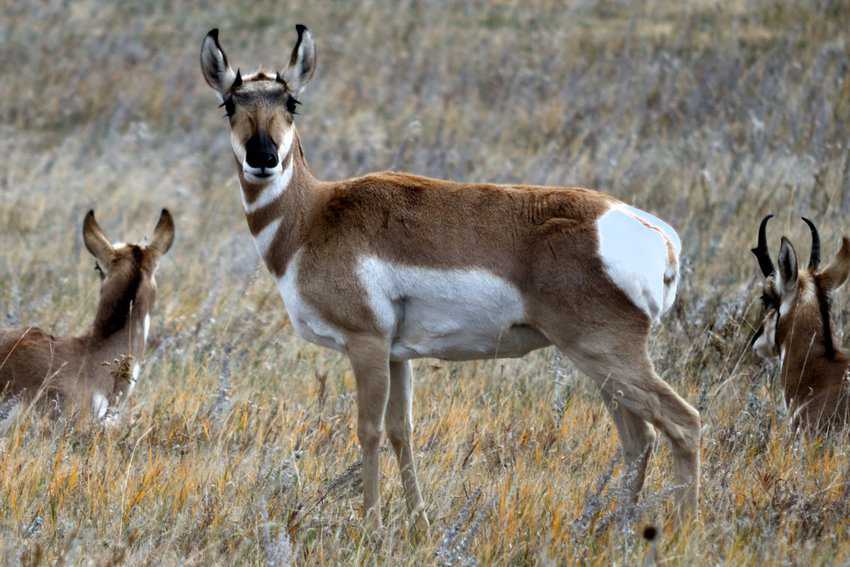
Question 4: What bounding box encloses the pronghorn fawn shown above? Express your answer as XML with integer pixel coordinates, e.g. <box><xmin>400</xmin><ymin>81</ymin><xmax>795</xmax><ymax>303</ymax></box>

<box><xmin>0</xmin><ymin>210</ymin><xmax>174</xmax><ymax>422</ymax></box>
<box><xmin>751</xmin><ymin>215</ymin><xmax>850</xmax><ymax>433</ymax></box>
<box><xmin>201</xmin><ymin>26</ymin><xmax>700</xmax><ymax>531</ymax></box>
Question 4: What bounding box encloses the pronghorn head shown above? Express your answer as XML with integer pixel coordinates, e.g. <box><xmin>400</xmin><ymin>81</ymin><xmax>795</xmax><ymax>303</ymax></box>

<box><xmin>750</xmin><ymin>214</ymin><xmax>850</xmax><ymax>361</ymax></box>
<box><xmin>82</xmin><ymin>209</ymin><xmax>175</xmax><ymax>337</ymax></box>
<box><xmin>200</xmin><ymin>26</ymin><xmax>316</xmax><ymax>186</ymax></box>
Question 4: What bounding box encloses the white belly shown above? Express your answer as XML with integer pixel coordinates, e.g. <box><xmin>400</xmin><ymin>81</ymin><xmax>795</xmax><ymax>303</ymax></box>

<box><xmin>276</xmin><ymin>252</ymin><xmax>549</xmax><ymax>360</ymax></box>
<box><xmin>357</xmin><ymin>256</ymin><xmax>549</xmax><ymax>360</ymax></box>
<box><xmin>277</xmin><ymin>249</ymin><xmax>347</xmax><ymax>352</ymax></box>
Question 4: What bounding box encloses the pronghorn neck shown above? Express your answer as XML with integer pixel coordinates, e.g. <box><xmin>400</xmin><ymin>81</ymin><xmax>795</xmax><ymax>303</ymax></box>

<box><xmin>89</xmin><ymin>283</ymin><xmax>149</xmax><ymax>360</ymax></box>
<box><xmin>780</xmin><ymin>321</ymin><xmax>848</xmax><ymax>404</ymax></box>
<box><xmin>238</xmin><ymin>126</ymin><xmax>318</xmax><ymax>277</ymax></box>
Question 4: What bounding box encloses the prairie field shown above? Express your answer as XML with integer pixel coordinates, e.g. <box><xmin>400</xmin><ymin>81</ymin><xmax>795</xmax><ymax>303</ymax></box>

<box><xmin>3</xmin><ymin>0</ymin><xmax>850</xmax><ymax>564</ymax></box>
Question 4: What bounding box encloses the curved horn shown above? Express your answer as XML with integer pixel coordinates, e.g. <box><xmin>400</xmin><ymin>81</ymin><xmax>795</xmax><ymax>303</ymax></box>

<box><xmin>801</xmin><ymin>216</ymin><xmax>820</xmax><ymax>270</ymax></box>
<box><xmin>751</xmin><ymin>214</ymin><xmax>775</xmax><ymax>277</ymax></box>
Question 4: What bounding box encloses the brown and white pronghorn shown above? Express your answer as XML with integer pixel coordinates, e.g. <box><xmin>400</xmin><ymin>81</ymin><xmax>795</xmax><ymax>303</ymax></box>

<box><xmin>751</xmin><ymin>215</ymin><xmax>850</xmax><ymax>433</ymax></box>
<box><xmin>201</xmin><ymin>26</ymin><xmax>700</xmax><ymax>529</ymax></box>
<box><xmin>0</xmin><ymin>210</ymin><xmax>174</xmax><ymax>421</ymax></box>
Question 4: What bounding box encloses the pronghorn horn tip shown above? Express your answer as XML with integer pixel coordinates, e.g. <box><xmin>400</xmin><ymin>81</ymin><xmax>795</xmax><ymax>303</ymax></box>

<box><xmin>801</xmin><ymin>216</ymin><xmax>821</xmax><ymax>270</ymax></box>
<box><xmin>751</xmin><ymin>213</ymin><xmax>775</xmax><ymax>277</ymax></box>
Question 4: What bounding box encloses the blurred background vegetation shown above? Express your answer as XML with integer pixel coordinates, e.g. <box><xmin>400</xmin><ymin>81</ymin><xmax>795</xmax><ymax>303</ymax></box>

<box><xmin>1</xmin><ymin>0</ymin><xmax>850</xmax><ymax>564</ymax></box>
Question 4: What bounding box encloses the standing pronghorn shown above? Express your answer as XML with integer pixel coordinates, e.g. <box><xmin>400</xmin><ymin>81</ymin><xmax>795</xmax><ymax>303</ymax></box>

<box><xmin>751</xmin><ymin>215</ymin><xmax>850</xmax><ymax>432</ymax></box>
<box><xmin>0</xmin><ymin>210</ymin><xmax>174</xmax><ymax>421</ymax></box>
<box><xmin>200</xmin><ymin>26</ymin><xmax>700</xmax><ymax>529</ymax></box>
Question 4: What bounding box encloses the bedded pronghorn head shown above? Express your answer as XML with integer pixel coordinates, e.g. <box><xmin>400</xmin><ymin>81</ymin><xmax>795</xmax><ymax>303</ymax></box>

<box><xmin>83</xmin><ymin>209</ymin><xmax>175</xmax><ymax>338</ymax></box>
<box><xmin>200</xmin><ymin>26</ymin><xmax>316</xmax><ymax>186</ymax></box>
<box><xmin>751</xmin><ymin>215</ymin><xmax>850</xmax><ymax>431</ymax></box>
<box><xmin>0</xmin><ymin>209</ymin><xmax>175</xmax><ymax>422</ymax></box>
<box><xmin>751</xmin><ymin>215</ymin><xmax>850</xmax><ymax>362</ymax></box>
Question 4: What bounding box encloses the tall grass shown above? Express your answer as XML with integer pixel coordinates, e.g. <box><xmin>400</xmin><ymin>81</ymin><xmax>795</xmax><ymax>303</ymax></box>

<box><xmin>2</xmin><ymin>0</ymin><xmax>850</xmax><ymax>563</ymax></box>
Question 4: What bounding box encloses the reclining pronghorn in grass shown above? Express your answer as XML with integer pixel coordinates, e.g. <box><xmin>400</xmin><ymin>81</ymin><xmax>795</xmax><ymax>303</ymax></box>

<box><xmin>200</xmin><ymin>26</ymin><xmax>700</xmax><ymax>529</ymax></box>
<box><xmin>0</xmin><ymin>210</ymin><xmax>174</xmax><ymax>421</ymax></box>
<box><xmin>751</xmin><ymin>215</ymin><xmax>850</xmax><ymax>433</ymax></box>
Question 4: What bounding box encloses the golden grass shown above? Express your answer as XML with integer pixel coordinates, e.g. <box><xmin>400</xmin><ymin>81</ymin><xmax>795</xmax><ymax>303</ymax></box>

<box><xmin>2</xmin><ymin>0</ymin><xmax>850</xmax><ymax>564</ymax></box>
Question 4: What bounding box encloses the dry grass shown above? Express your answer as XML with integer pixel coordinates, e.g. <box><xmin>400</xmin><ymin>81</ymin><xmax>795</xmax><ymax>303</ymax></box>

<box><xmin>2</xmin><ymin>0</ymin><xmax>850</xmax><ymax>564</ymax></box>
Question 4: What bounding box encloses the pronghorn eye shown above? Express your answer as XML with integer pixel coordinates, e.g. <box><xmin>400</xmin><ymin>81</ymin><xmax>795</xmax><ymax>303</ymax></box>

<box><xmin>286</xmin><ymin>95</ymin><xmax>301</xmax><ymax>115</ymax></box>
<box><xmin>94</xmin><ymin>263</ymin><xmax>105</xmax><ymax>280</ymax></box>
<box><xmin>220</xmin><ymin>98</ymin><xmax>236</xmax><ymax>119</ymax></box>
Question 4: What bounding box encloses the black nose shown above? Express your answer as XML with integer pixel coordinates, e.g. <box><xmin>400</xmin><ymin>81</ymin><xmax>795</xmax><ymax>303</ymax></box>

<box><xmin>246</xmin><ymin>151</ymin><xmax>278</xmax><ymax>169</ymax></box>
<box><xmin>244</xmin><ymin>132</ymin><xmax>279</xmax><ymax>170</ymax></box>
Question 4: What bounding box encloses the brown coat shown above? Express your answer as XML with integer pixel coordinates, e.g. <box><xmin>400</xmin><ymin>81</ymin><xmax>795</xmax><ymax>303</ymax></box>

<box><xmin>0</xmin><ymin>210</ymin><xmax>174</xmax><ymax>419</ymax></box>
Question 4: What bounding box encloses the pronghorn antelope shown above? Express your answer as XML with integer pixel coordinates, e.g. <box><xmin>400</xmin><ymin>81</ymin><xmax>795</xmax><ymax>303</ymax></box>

<box><xmin>0</xmin><ymin>210</ymin><xmax>174</xmax><ymax>421</ymax></box>
<box><xmin>200</xmin><ymin>26</ymin><xmax>700</xmax><ymax>529</ymax></box>
<box><xmin>751</xmin><ymin>215</ymin><xmax>850</xmax><ymax>432</ymax></box>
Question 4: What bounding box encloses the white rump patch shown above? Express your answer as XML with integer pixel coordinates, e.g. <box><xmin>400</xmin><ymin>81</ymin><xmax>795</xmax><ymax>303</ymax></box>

<box><xmin>250</xmin><ymin>218</ymin><xmax>282</xmax><ymax>261</ymax></box>
<box><xmin>276</xmin><ymin>249</ymin><xmax>347</xmax><ymax>351</ymax></box>
<box><xmin>596</xmin><ymin>203</ymin><xmax>681</xmax><ymax>321</ymax></box>
<box><xmin>356</xmin><ymin>257</ymin><xmax>547</xmax><ymax>360</ymax></box>
<box><xmin>143</xmin><ymin>314</ymin><xmax>150</xmax><ymax>343</ymax></box>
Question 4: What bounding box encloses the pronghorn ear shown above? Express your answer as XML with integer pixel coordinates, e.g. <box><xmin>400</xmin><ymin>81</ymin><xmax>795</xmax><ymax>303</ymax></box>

<box><xmin>282</xmin><ymin>24</ymin><xmax>316</xmax><ymax>95</ymax></box>
<box><xmin>777</xmin><ymin>237</ymin><xmax>799</xmax><ymax>295</ymax></box>
<box><xmin>82</xmin><ymin>210</ymin><xmax>114</xmax><ymax>265</ymax></box>
<box><xmin>200</xmin><ymin>29</ymin><xmax>238</xmax><ymax>98</ymax></box>
<box><xmin>149</xmin><ymin>209</ymin><xmax>175</xmax><ymax>257</ymax></box>
<box><xmin>819</xmin><ymin>237</ymin><xmax>850</xmax><ymax>291</ymax></box>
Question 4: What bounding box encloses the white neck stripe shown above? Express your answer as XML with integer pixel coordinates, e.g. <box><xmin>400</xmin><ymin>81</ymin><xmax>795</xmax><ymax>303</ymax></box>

<box><xmin>243</xmin><ymin>156</ymin><xmax>293</xmax><ymax>214</ymax></box>
<box><xmin>252</xmin><ymin>218</ymin><xmax>283</xmax><ymax>260</ymax></box>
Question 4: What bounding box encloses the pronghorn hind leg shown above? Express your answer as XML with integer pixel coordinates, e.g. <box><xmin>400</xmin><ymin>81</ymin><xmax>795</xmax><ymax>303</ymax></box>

<box><xmin>346</xmin><ymin>335</ymin><xmax>392</xmax><ymax>530</ymax></box>
<box><xmin>386</xmin><ymin>360</ymin><xmax>430</xmax><ymax>536</ymax></box>
<box><xmin>561</xmin><ymin>339</ymin><xmax>701</xmax><ymax>518</ymax></box>
<box><xmin>598</xmin><ymin>388</ymin><xmax>656</xmax><ymax>505</ymax></box>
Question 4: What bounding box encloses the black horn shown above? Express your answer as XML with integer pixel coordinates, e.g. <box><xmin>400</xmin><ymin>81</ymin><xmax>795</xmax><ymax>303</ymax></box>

<box><xmin>751</xmin><ymin>214</ymin><xmax>775</xmax><ymax>277</ymax></box>
<box><xmin>801</xmin><ymin>216</ymin><xmax>821</xmax><ymax>270</ymax></box>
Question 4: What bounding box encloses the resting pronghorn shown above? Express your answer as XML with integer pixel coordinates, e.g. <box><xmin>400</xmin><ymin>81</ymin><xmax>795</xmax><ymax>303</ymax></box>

<box><xmin>0</xmin><ymin>210</ymin><xmax>174</xmax><ymax>421</ymax></box>
<box><xmin>200</xmin><ymin>26</ymin><xmax>700</xmax><ymax>529</ymax></box>
<box><xmin>751</xmin><ymin>215</ymin><xmax>850</xmax><ymax>433</ymax></box>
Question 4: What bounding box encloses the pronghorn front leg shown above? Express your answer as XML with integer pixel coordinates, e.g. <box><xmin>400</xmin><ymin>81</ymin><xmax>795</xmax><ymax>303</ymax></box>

<box><xmin>387</xmin><ymin>360</ymin><xmax>429</xmax><ymax>535</ymax></box>
<box><xmin>347</xmin><ymin>334</ymin><xmax>391</xmax><ymax>529</ymax></box>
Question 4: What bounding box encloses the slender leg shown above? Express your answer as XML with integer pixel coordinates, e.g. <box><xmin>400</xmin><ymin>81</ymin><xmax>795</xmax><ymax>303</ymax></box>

<box><xmin>563</xmin><ymin>341</ymin><xmax>701</xmax><ymax>517</ymax></box>
<box><xmin>598</xmin><ymin>388</ymin><xmax>656</xmax><ymax>504</ymax></box>
<box><xmin>346</xmin><ymin>335</ymin><xmax>391</xmax><ymax>528</ymax></box>
<box><xmin>386</xmin><ymin>360</ymin><xmax>429</xmax><ymax>534</ymax></box>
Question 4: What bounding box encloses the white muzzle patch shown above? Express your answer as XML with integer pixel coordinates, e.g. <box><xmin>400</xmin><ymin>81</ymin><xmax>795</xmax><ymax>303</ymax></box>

<box><xmin>753</xmin><ymin>311</ymin><xmax>779</xmax><ymax>360</ymax></box>
<box><xmin>233</xmin><ymin>127</ymin><xmax>295</xmax><ymax>186</ymax></box>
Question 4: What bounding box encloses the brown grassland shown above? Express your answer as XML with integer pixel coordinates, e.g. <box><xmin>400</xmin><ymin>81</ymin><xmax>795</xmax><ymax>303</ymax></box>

<box><xmin>2</xmin><ymin>0</ymin><xmax>850</xmax><ymax>564</ymax></box>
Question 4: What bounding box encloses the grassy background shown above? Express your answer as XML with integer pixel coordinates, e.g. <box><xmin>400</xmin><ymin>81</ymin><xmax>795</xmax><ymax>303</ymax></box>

<box><xmin>2</xmin><ymin>0</ymin><xmax>850</xmax><ymax>564</ymax></box>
